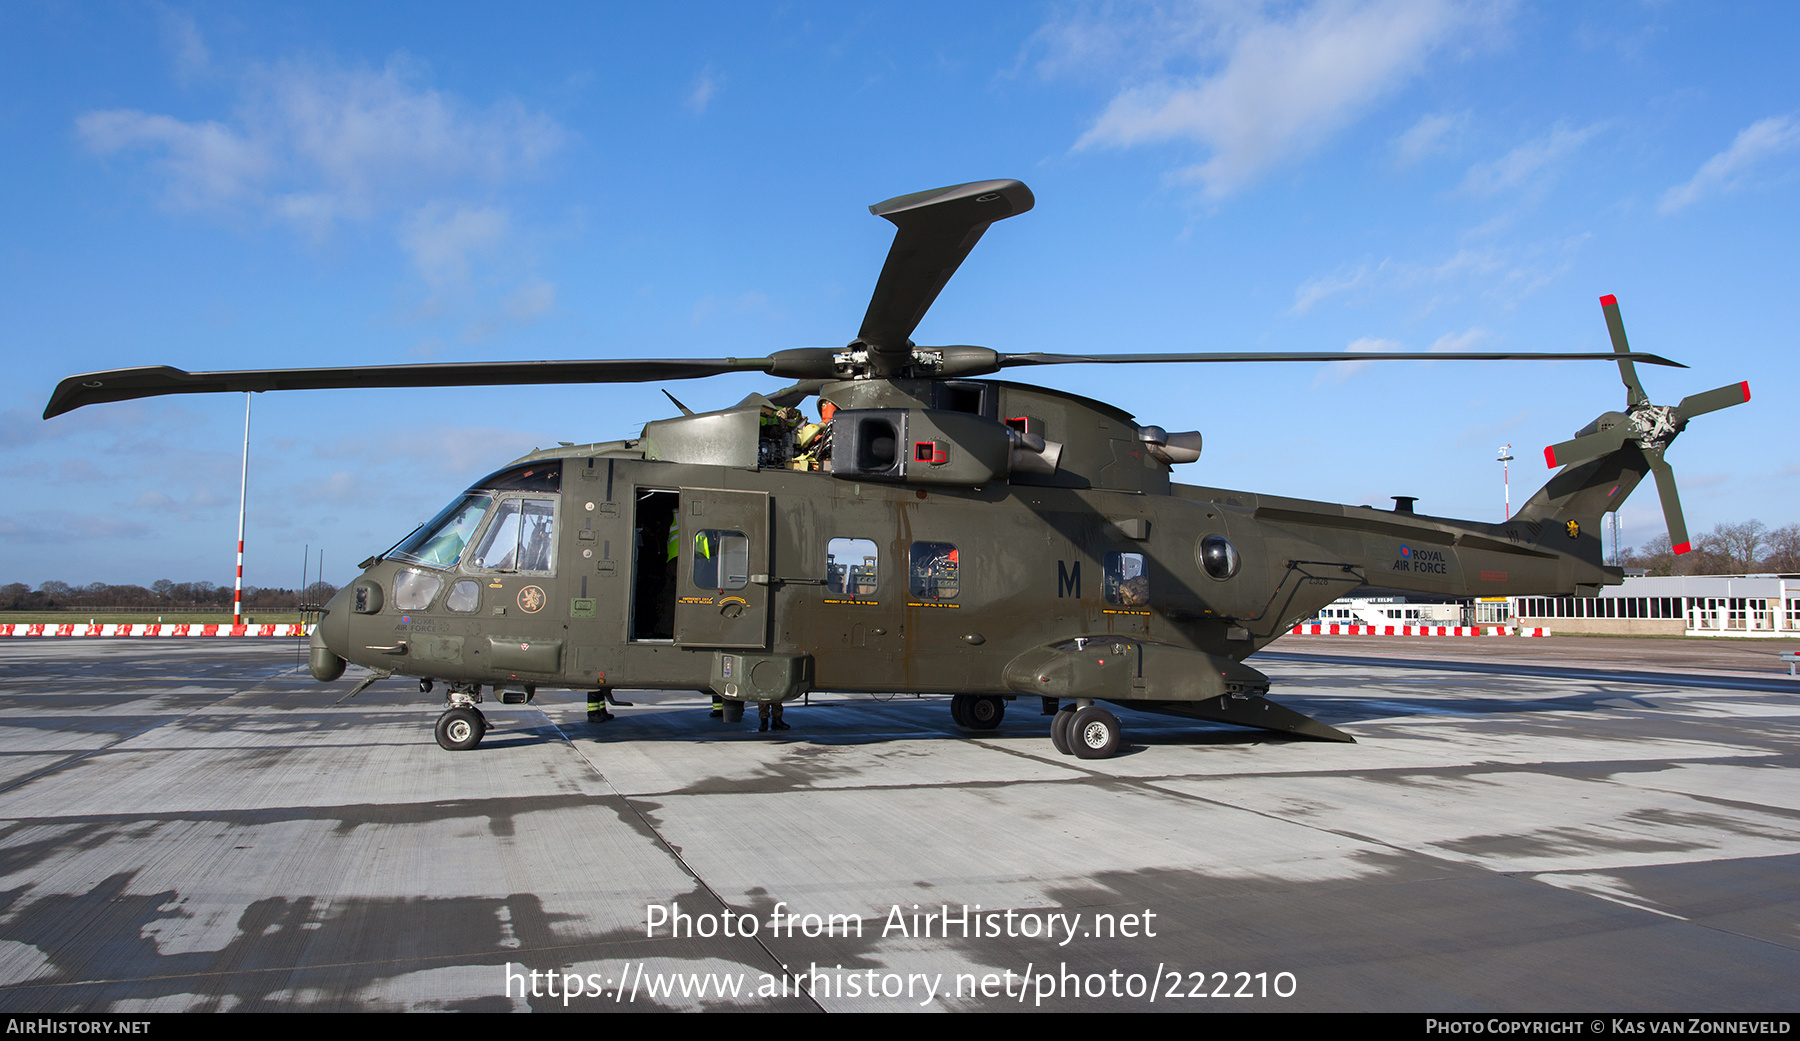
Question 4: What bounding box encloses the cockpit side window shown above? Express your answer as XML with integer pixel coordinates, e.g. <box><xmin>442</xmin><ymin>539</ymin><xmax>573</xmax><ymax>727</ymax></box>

<box><xmin>387</xmin><ymin>493</ymin><xmax>493</xmax><ymax>569</ymax></box>
<box><xmin>471</xmin><ymin>497</ymin><xmax>557</xmax><ymax>574</ymax></box>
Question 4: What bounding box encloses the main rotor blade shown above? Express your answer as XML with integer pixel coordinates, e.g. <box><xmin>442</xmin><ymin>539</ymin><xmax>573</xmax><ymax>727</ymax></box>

<box><xmin>43</xmin><ymin>357</ymin><xmax>778</xmax><ymax>418</ymax></box>
<box><xmin>994</xmin><ymin>350</ymin><xmax>1687</xmax><ymax>369</ymax></box>
<box><xmin>1600</xmin><ymin>294</ymin><xmax>1650</xmax><ymax>407</ymax></box>
<box><xmin>1650</xmin><ymin>456</ymin><xmax>1691</xmax><ymax>555</ymax></box>
<box><xmin>1677</xmin><ymin>380</ymin><xmax>1751</xmax><ymax>419</ymax></box>
<box><xmin>857</xmin><ymin>180</ymin><xmax>1034</xmax><ymax>371</ymax></box>
<box><xmin>41</xmin><ymin>346</ymin><xmax>1690</xmax><ymax>419</ymax></box>
<box><xmin>1544</xmin><ymin>425</ymin><xmax>1630</xmax><ymax>470</ymax></box>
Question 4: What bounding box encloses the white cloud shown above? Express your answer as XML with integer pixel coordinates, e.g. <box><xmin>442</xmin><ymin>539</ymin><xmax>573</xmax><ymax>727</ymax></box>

<box><xmin>1459</xmin><ymin>122</ymin><xmax>1600</xmax><ymax>197</ymax></box>
<box><xmin>689</xmin><ymin>291</ymin><xmax>777</xmax><ymax>326</ymax></box>
<box><xmin>1314</xmin><ymin>335</ymin><xmax>1405</xmax><ymax>385</ymax></box>
<box><xmin>402</xmin><ymin>203</ymin><xmax>511</xmax><ymax>288</ymax></box>
<box><xmin>1069</xmin><ymin>0</ymin><xmax>1481</xmax><ymax>199</ymax></box>
<box><xmin>1395</xmin><ymin>110</ymin><xmax>1467</xmax><ymax>165</ymax></box>
<box><xmin>0</xmin><ymin>512</ymin><xmax>151</xmax><ymax>545</ymax></box>
<box><xmin>1425</xmin><ymin>327</ymin><xmax>1489</xmax><ymax>352</ymax></box>
<box><xmin>0</xmin><ymin>406</ymin><xmax>51</xmax><ymax>449</ymax></box>
<box><xmin>504</xmin><ymin>279</ymin><xmax>557</xmax><ymax>322</ymax></box>
<box><xmin>78</xmin><ymin>57</ymin><xmax>565</xmax><ymax>238</ymax></box>
<box><xmin>1293</xmin><ymin>261</ymin><xmax>1382</xmax><ymax>314</ymax></box>
<box><xmin>687</xmin><ymin>68</ymin><xmax>719</xmax><ymax>114</ymax></box>
<box><xmin>310</xmin><ymin>424</ymin><xmax>544</xmax><ymax>474</ymax></box>
<box><xmin>461</xmin><ymin>279</ymin><xmax>559</xmax><ymax>342</ymax></box>
<box><xmin>158</xmin><ymin>8</ymin><xmax>211</xmax><ymax>82</ymax></box>
<box><xmin>1659</xmin><ymin>114</ymin><xmax>1800</xmax><ymax>214</ymax></box>
<box><xmin>1292</xmin><ymin>236</ymin><xmax>1582</xmax><ymax>314</ymax></box>
<box><xmin>77</xmin><ymin>110</ymin><xmax>274</xmax><ymax>211</ymax></box>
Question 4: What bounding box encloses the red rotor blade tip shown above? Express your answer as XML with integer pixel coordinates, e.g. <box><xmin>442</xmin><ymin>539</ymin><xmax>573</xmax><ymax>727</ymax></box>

<box><xmin>1599</xmin><ymin>294</ymin><xmax>1617</xmax><ymax>307</ymax></box>
<box><xmin>1741</xmin><ymin>381</ymin><xmax>1751</xmax><ymax>402</ymax></box>
<box><xmin>1672</xmin><ymin>542</ymin><xmax>1692</xmax><ymax>555</ymax></box>
<box><xmin>1544</xmin><ymin>445</ymin><xmax>1558</xmax><ymax>468</ymax></box>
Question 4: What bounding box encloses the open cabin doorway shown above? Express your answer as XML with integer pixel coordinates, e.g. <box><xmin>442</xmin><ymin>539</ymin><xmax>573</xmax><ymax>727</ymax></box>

<box><xmin>631</xmin><ymin>489</ymin><xmax>679</xmax><ymax>641</ymax></box>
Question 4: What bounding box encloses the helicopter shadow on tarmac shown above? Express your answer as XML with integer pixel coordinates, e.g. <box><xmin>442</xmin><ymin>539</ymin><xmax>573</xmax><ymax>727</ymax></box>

<box><xmin>564</xmin><ymin>690</ymin><xmax>1331</xmax><ymax>758</ymax></box>
<box><xmin>314</xmin><ymin>653</ymin><xmax>1702</xmax><ymax>762</ymax></box>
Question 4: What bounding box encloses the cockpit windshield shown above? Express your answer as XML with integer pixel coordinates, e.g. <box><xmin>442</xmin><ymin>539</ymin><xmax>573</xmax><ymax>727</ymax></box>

<box><xmin>387</xmin><ymin>493</ymin><xmax>494</xmax><ymax>569</ymax></box>
<box><xmin>380</xmin><ymin>462</ymin><xmax>562</xmax><ymax>571</ymax></box>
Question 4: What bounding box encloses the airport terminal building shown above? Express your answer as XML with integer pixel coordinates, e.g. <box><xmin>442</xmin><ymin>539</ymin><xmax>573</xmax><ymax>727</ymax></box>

<box><xmin>1510</xmin><ymin>573</ymin><xmax>1800</xmax><ymax>638</ymax></box>
<box><xmin>1309</xmin><ymin>574</ymin><xmax>1800</xmax><ymax>638</ymax></box>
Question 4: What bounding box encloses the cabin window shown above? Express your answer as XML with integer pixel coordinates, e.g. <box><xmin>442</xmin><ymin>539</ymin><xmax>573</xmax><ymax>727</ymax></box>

<box><xmin>1104</xmin><ymin>552</ymin><xmax>1148</xmax><ymax>606</ymax></box>
<box><xmin>445</xmin><ymin>580</ymin><xmax>480</xmax><ymax>613</ymax></box>
<box><xmin>827</xmin><ymin>538</ymin><xmax>880</xmax><ymax>597</ymax></box>
<box><xmin>471</xmin><ymin>497</ymin><xmax>557</xmax><ymax>573</ymax></box>
<box><xmin>693</xmin><ymin>530</ymin><xmax>750</xmax><ymax>591</ymax></box>
<box><xmin>910</xmin><ymin>542</ymin><xmax>960</xmax><ymax>600</ymax></box>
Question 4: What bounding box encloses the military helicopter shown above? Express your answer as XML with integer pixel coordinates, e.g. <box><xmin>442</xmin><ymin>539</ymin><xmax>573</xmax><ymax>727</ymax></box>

<box><xmin>44</xmin><ymin>179</ymin><xmax>1747</xmax><ymax>759</ymax></box>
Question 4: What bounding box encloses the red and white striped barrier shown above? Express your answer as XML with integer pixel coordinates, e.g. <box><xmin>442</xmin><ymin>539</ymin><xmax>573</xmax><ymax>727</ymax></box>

<box><xmin>0</xmin><ymin>622</ymin><xmax>312</xmax><ymax>638</ymax></box>
<box><xmin>1288</xmin><ymin>624</ymin><xmax>1550</xmax><ymax>638</ymax></box>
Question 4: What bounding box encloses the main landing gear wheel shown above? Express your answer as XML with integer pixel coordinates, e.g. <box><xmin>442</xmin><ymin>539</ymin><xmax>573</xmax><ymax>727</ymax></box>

<box><xmin>965</xmin><ymin>695</ymin><xmax>1004</xmax><ymax>730</ymax></box>
<box><xmin>435</xmin><ymin>707</ymin><xmax>486</xmax><ymax>751</ymax></box>
<box><xmin>1050</xmin><ymin>707</ymin><xmax>1076</xmax><ymax>755</ymax></box>
<box><xmin>951</xmin><ymin>694</ymin><xmax>1003</xmax><ymax>730</ymax></box>
<box><xmin>722</xmin><ymin>699</ymin><xmax>745</xmax><ymax>723</ymax></box>
<box><xmin>1070</xmin><ymin>706</ymin><xmax>1120</xmax><ymax>760</ymax></box>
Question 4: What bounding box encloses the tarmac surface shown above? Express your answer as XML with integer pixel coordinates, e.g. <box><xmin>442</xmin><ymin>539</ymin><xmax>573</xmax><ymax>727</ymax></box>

<box><xmin>0</xmin><ymin>635</ymin><xmax>1797</xmax><ymax>1012</ymax></box>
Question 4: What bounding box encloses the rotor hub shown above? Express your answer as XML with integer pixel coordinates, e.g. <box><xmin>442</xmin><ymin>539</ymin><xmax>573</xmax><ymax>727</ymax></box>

<box><xmin>1628</xmin><ymin>402</ymin><xmax>1682</xmax><ymax>451</ymax></box>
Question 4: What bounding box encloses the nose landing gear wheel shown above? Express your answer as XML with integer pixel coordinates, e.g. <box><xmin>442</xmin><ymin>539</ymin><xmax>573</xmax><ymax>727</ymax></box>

<box><xmin>435</xmin><ymin>706</ymin><xmax>486</xmax><ymax>751</ymax></box>
<box><xmin>1050</xmin><ymin>707</ymin><xmax>1076</xmax><ymax>755</ymax></box>
<box><xmin>1070</xmin><ymin>706</ymin><xmax>1120</xmax><ymax>760</ymax></box>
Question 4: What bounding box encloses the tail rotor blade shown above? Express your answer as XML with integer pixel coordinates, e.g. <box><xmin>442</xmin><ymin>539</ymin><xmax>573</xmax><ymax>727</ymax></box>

<box><xmin>1677</xmin><ymin>381</ymin><xmax>1751</xmax><ymax>419</ymax></box>
<box><xmin>1649</xmin><ymin>456</ymin><xmax>1691</xmax><ymax>555</ymax></box>
<box><xmin>1544</xmin><ymin>426</ymin><xmax>1629</xmax><ymax>470</ymax></box>
<box><xmin>1600</xmin><ymin>294</ymin><xmax>1650</xmax><ymax>407</ymax></box>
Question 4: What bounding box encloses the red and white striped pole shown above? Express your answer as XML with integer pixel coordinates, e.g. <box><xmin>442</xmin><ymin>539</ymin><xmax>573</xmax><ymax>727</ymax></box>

<box><xmin>233</xmin><ymin>392</ymin><xmax>251</xmax><ymax>627</ymax></box>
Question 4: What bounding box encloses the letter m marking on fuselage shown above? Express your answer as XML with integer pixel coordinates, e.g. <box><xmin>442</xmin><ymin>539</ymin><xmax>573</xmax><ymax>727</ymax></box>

<box><xmin>1057</xmin><ymin>560</ymin><xmax>1081</xmax><ymax>598</ymax></box>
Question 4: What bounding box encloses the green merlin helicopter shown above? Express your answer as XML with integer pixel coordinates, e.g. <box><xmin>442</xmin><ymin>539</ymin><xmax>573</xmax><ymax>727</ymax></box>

<box><xmin>45</xmin><ymin>179</ymin><xmax>1747</xmax><ymax>759</ymax></box>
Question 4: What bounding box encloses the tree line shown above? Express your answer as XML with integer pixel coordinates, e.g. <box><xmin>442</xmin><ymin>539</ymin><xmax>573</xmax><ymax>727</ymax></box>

<box><xmin>1621</xmin><ymin>521</ymin><xmax>1800</xmax><ymax>576</ymax></box>
<box><xmin>1</xmin><ymin>580</ymin><xmax>340</xmax><ymax>613</ymax></box>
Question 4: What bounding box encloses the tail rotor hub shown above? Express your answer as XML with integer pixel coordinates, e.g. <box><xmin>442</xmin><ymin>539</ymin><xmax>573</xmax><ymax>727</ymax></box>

<box><xmin>1628</xmin><ymin>402</ymin><xmax>1682</xmax><ymax>452</ymax></box>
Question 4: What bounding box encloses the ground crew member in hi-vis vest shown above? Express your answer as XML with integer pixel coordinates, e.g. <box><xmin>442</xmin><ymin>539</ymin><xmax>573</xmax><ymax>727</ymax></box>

<box><xmin>673</xmin><ymin>517</ymin><xmax>732</xmax><ymax>720</ymax></box>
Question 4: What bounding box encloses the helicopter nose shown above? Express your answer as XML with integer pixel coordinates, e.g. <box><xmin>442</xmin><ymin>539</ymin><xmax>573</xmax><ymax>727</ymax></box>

<box><xmin>309</xmin><ymin>586</ymin><xmax>353</xmax><ymax>682</ymax></box>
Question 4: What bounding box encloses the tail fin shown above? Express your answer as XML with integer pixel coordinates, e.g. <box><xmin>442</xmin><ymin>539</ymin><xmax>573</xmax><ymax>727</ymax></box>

<box><xmin>1515</xmin><ymin>440</ymin><xmax>1649</xmax><ymax>565</ymax></box>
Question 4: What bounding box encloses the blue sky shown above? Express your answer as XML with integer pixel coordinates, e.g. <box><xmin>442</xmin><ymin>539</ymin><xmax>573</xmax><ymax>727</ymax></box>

<box><xmin>3</xmin><ymin>1</ymin><xmax>1796</xmax><ymax>589</ymax></box>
